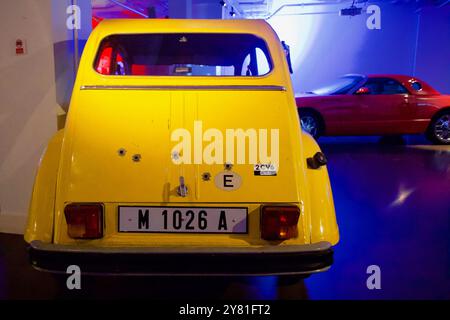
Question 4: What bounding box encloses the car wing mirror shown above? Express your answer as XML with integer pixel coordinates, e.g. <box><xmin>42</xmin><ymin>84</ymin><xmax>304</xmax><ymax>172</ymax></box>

<box><xmin>281</xmin><ymin>41</ymin><xmax>293</xmax><ymax>74</ymax></box>
<box><xmin>356</xmin><ymin>87</ymin><xmax>370</xmax><ymax>95</ymax></box>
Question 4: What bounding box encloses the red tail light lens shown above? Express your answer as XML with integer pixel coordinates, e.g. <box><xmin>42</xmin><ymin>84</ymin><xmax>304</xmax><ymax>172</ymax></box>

<box><xmin>261</xmin><ymin>206</ymin><xmax>300</xmax><ymax>241</ymax></box>
<box><xmin>64</xmin><ymin>204</ymin><xmax>103</xmax><ymax>239</ymax></box>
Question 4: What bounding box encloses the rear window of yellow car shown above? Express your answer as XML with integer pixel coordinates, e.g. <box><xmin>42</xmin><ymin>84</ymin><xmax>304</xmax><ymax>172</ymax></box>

<box><xmin>94</xmin><ymin>33</ymin><xmax>273</xmax><ymax>77</ymax></box>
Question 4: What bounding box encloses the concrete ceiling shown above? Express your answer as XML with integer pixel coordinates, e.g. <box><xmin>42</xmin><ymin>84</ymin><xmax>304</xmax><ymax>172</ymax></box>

<box><xmin>226</xmin><ymin>0</ymin><xmax>448</xmax><ymax>19</ymax></box>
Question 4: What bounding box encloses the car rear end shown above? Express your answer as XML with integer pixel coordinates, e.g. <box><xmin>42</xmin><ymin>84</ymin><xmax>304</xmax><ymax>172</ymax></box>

<box><xmin>26</xmin><ymin>19</ymin><xmax>339</xmax><ymax>276</ymax></box>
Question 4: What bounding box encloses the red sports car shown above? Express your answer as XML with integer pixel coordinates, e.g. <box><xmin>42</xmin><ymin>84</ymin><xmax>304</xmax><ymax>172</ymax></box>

<box><xmin>296</xmin><ymin>74</ymin><xmax>450</xmax><ymax>144</ymax></box>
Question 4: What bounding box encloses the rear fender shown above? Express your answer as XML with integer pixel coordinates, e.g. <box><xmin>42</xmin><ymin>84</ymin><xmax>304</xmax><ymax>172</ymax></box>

<box><xmin>24</xmin><ymin>130</ymin><xmax>64</xmax><ymax>243</ymax></box>
<box><xmin>302</xmin><ymin>132</ymin><xmax>339</xmax><ymax>245</ymax></box>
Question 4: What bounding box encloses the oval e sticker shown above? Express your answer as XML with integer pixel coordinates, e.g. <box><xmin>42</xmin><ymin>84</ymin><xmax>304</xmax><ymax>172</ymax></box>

<box><xmin>214</xmin><ymin>171</ymin><xmax>242</xmax><ymax>191</ymax></box>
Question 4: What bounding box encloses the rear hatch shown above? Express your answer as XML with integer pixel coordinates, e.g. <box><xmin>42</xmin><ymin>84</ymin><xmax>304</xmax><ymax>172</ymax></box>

<box><xmin>61</xmin><ymin>89</ymin><xmax>300</xmax><ymax>203</ymax></box>
<box><xmin>53</xmin><ymin>27</ymin><xmax>306</xmax><ymax>246</ymax></box>
<box><xmin>54</xmin><ymin>89</ymin><xmax>304</xmax><ymax>246</ymax></box>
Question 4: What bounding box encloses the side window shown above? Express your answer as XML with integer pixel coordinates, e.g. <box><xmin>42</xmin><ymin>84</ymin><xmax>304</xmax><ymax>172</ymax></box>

<box><xmin>380</xmin><ymin>78</ymin><xmax>408</xmax><ymax>94</ymax></box>
<box><xmin>95</xmin><ymin>45</ymin><xmax>130</xmax><ymax>75</ymax></box>
<box><xmin>115</xmin><ymin>53</ymin><xmax>126</xmax><ymax>75</ymax></box>
<box><xmin>96</xmin><ymin>46</ymin><xmax>113</xmax><ymax>75</ymax></box>
<box><xmin>256</xmin><ymin>48</ymin><xmax>270</xmax><ymax>75</ymax></box>
<box><xmin>241</xmin><ymin>54</ymin><xmax>251</xmax><ymax>76</ymax></box>
<box><xmin>361</xmin><ymin>78</ymin><xmax>408</xmax><ymax>95</ymax></box>
<box><xmin>411</xmin><ymin>81</ymin><xmax>422</xmax><ymax>91</ymax></box>
<box><xmin>240</xmin><ymin>48</ymin><xmax>270</xmax><ymax>76</ymax></box>
<box><xmin>363</xmin><ymin>78</ymin><xmax>382</xmax><ymax>94</ymax></box>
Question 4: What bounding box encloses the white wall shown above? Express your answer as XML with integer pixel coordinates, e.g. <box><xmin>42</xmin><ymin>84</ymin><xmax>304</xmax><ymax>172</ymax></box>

<box><xmin>268</xmin><ymin>3</ymin><xmax>422</xmax><ymax>95</ymax></box>
<box><xmin>0</xmin><ymin>0</ymin><xmax>92</xmax><ymax>234</ymax></box>
<box><xmin>0</xmin><ymin>0</ymin><xmax>59</xmax><ymax>234</ymax></box>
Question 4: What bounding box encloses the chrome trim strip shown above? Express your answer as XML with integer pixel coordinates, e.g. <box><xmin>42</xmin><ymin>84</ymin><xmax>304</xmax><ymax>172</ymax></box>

<box><xmin>30</xmin><ymin>240</ymin><xmax>331</xmax><ymax>254</ymax></box>
<box><xmin>80</xmin><ymin>85</ymin><xmax>286</xmax><ymax>91</ymax></box>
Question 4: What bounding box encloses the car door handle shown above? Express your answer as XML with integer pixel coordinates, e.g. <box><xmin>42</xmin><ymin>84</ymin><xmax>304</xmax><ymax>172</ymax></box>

<box><xmin>177</xmin><ymin>176</ymin><xmax>188</xmax><ymax>197</ymax></box>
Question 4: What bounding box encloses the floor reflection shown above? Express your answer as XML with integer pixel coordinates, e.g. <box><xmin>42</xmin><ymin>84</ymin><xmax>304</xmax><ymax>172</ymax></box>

<box><xmin>305</xmin><ymin>135</ymin><xmax>450</xmax><ymax>299</ymax></box>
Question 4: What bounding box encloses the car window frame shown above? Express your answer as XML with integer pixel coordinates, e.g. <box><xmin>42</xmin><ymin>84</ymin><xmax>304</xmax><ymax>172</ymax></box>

<box><xmin>356</xmin><ymin>77</ymin><xmax>411</xmax><ymax>95</ymax></box>
<box><xmin>92</xmin><ymin>33</ymin><xmax>275</xmax><ymax>78</ymax></box>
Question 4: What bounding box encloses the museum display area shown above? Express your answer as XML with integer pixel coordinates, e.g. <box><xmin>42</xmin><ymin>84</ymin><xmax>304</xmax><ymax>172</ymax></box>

<box><xmin>0</xmin><ymin>0</ymin><xmax>449</xmax><ymax>303</ymax></box>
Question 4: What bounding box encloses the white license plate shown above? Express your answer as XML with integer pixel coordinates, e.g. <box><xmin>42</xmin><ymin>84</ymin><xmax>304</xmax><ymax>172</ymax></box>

<box><xmin>118</xmin><ymin>206</ymin><xmax>248</xmax><ymax>234</ymax></box>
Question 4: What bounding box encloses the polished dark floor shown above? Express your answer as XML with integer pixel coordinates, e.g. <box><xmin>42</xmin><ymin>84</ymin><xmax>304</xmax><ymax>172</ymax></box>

<box><xmin>307</xmin><ymin>135</ymin><xmax>450</xmax><ymax>299</ymax></box>
<box><xmin>1</xmin><ymin>134</ymin><xmax>449</xmax><ymax>300</ymax></box>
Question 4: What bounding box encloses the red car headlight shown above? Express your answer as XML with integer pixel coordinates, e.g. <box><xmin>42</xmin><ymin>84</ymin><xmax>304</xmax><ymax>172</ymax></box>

<box><xmin>64</xmin><ymin>203</ymin><xmax>104</xmax><ymax>239</ymax></box>
<box><xmin>261</xmin><ymin>206</ymin><xmax>300</xmax><ymax>240</ymax></box>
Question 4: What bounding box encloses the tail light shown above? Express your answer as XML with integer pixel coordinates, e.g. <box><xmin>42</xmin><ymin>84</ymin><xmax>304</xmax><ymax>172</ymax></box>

<box><xmin>261</xmin><ymin>206</ymin><xmax>300</xmax><ymax>241</ymax></box>
<box><xmin>64</xmin><ymin>203</ymin><xmax>103</xmax><ymax>239</ymax></box>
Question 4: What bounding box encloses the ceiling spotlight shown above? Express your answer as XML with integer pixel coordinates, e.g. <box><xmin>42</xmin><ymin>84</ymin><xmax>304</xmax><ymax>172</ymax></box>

<box><xmin>229</xmin><ymin>7</ymin><xmax>236</xmax><ymax>17</ymax></box>
<box><xmin>219</xmin><ymin>0</ymin><xmax>227</xmax><ymax>7</ymax></box>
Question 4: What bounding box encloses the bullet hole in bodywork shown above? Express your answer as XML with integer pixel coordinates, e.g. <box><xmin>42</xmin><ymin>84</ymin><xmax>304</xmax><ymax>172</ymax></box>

<box><xmin>118</xmin><ymin>148</ymin><xmax>127</xmax><ymax>157</ymax></box>
<box><xmin>132</xmin><ymin>154</ymin><xmax>142</xmax><ymax>162</ymax></box>
<box><xmin>202</xmin><ymin>172</ymin><xmax>211</xmax><ymax>181</ymax></box>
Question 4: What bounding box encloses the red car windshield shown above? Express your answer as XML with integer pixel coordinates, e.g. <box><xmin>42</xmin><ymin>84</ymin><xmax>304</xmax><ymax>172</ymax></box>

<box><xmin>312</xmin><ymin>75</ymin><xmax>364</xmax><ymax>95</ymax></box>
<box><xmin>94</xmin><ymin>33</ymin><xmax>272</xmax><ymax>77</ymax></box>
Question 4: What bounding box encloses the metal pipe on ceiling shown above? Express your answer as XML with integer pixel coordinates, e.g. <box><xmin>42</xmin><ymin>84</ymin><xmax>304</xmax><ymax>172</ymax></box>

<box><xmin>265</xmin><ymin>1</ymin><xmax>353</xmax><ymax>19</ymax></box>
<box><xmin>274</xmin><ymin>10</ymin><xmax>340</xmax><ymax>16</ymax></box>
<box><xmin>237</xmin><ymin>0</ymin><xmax>268</xmax><ymax>5</ymax></box>
<box><xmin>107</xmin><ymin>0</ymin><xmax>149</xmax><ymax>18</ymax></box>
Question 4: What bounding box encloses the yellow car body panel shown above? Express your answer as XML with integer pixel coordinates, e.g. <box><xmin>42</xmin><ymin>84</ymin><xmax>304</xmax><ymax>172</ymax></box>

<box><xmin>25</xmin><ymin>130</ymin><xmax>64</xmax><ymax>243</ymax></box>
<box><xmin>25</xmin><ymin>19</ymin><xmax>339</xmax><ymax>275</ymax></box>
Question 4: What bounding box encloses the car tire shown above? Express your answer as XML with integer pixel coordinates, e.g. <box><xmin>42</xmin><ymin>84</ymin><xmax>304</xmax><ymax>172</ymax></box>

<box><xmin>426</xmin><ymin>111</ymin><xmax>450</xmax><ymax>145</ymax></box>
<box><xmin>298</xmin><ymin>110</ymin><xmax>323</xmax><ymax>139</ymax></box>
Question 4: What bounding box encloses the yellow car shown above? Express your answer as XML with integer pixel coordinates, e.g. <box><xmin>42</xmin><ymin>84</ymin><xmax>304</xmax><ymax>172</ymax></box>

<box><xmin>25</xmin><ymin>19</ymin><xmax>339</xmax><ymax>276</ymax></box>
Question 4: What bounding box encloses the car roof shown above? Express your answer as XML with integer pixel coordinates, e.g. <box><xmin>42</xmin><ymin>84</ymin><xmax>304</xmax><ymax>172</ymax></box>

<box><xmin>76</xmin><ymin>19</ymin><xmax>291</xmax><ymax>90</ymax></box>
<box><xmin>367</xmin><ymin>74</ymin><xmax>415</xmax><ymax>81</ymax></box>
<box><xmin>93</xmin><ymin>18</ymin><xmax>274</xmax><ymax>36</ymax></box>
